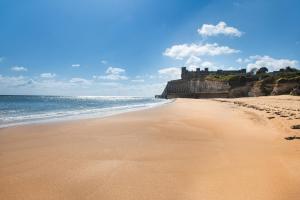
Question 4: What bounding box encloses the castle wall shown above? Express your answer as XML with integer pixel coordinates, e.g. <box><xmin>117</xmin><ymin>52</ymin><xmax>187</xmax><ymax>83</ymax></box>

<box><xmin>181</xmin><ymin>67</ymin><xmax>246</xmax><ymax>80</ymax></box>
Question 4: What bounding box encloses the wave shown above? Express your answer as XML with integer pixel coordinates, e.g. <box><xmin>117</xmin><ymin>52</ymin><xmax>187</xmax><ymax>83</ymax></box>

<box><xmin>0</xmin><ymin>98</ymin><xmax>172</xmax><ymax>128</ymax></box>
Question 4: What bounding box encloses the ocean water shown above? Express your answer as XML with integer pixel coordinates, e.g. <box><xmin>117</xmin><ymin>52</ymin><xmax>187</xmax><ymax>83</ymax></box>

<box><xmin>0</xmin><ymin>95</ymin><xmax>170</xmax><ymax>128</ymax></box>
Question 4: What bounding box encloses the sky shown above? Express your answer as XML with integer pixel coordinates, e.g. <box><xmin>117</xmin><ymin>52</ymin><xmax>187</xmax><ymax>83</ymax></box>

<box><xmin>0</xmin><ymin>0</ymin><xmax>299</xmax><ymax>96</ymax></box>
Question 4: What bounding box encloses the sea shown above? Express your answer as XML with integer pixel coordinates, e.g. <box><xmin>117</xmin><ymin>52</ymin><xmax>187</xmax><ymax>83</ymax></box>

<box><xmin>0</xmin><ymin>95</ymin><xmax>170</xmax><ymax>128</ymax></box>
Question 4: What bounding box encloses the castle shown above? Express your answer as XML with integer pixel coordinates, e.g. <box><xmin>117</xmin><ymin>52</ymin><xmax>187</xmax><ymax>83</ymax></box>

<box><xmin>181</xmin><ymin>67</ymin><xmax>246</xmax><ymax>80</ymax></box>
<box><xmin>157</xmin><ymin>66</ymin><xmax>300</xmax><ymax>99</ymax></box>
<box><xmin>157</xmin><ymin>67</ymin><xmax>247</xmax><ymax>99</ymax></box>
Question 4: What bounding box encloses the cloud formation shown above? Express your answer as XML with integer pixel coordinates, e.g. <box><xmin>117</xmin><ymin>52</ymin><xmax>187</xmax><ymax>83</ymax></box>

<box><xmin>0</xmin><ymin>74</ymin><xmax>167</xmax><ymax>96</ymax></box>
<box><xmin>201</xmin><ymin>61</ymin><xmax>216</xmax><ymax>70</ymax></box>
<box><xmin>0</xmin><ymin>75</ymin><xmax>29</xmax><ymax>87</ymax></box>
<box><xmin>11</xmin><ymin>66</ymin><xmax>28</xmax><ymax>72</ymax></box>
<box><xmin>185</xmin><ymin>55</ymin><xmax>202</xmax><ymax>68</ymax></box>
<box><xmin>101</xmin><ymin>60</ymin><xmax>108</xmax><ymax>65</ymax></box>
<box><xmin>158</xmin><ymin>67</ymin><xmax>181</xmax><ymax>80</ymax></box>
<box><xmin>198</xmin><ymin>21</ymin><xmax>242</xmax><ymax>37</ymax></box>
<box><xmin>40</xmin><ymin>73</ymin><xmax>56</xmax><ymax>78</ymax></box>
<box><xmin>71</xmin><ymin>64</ymin><xmax>80</xmax><ymax>68</ymax></box>
<box><xmin>184</xmin><ymin>56</ymin><xmax>218</xmax><ymax>71</ymax></box>
<box><xmin>245</xmin><ymin>55</ymin><xmax>299</xmax><ymax>72</ymax></box>
<box><xmin>69</xmin><ymin>78</ymin><xmax>91</xmax><ymax>85</ymax></box>
<box><xmin>94</xmin><ymin>66</ymin><xmax>128</xmax><ymax>81</ymax></box>
<box><xmin>164</xmin><ymin>43</ymin><xmax>239</xmax><ymax>60</ymax></box>
<box><xmin>106</xmin><ymin>67</ymin><xmax>125</xmax><ymax>74</ymax></box>
<box><xmin>131</xmin><ymin>79</ymin><xmax>145</xmax><ymax>83</ymax></box>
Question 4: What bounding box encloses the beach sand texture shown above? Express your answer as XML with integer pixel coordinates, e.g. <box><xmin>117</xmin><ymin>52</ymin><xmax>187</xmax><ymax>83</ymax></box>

<box><xmin>0</xmin><ymin>96</ymin><xmax>300</xmax><ymax>200</ymax></box>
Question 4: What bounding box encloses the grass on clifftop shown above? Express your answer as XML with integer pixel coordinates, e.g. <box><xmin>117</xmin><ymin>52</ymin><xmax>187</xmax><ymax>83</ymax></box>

<box><xmin>205</xmin><ymin>71</ymin><xmax>300</xmax><ymax>83</ymax></box>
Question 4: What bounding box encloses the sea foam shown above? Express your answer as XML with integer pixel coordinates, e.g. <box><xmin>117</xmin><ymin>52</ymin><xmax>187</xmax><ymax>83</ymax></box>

<box><xmin>0</xmin><ymin>95</ymin><xmax>170</xmax><ymax>128</ymax></box>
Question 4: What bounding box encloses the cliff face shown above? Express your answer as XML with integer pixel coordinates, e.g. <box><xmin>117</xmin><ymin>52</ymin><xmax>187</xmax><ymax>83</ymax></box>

<box><xmin>159</xmin><ymin>76</ymin><xmax>300</xmax><ymax>99</ymax></box>
<box><xmin>160</xmin><ymin>79</ymin><xmax>230</xmax><ymax>98</ymax></box>
<box><xmin>271</xmin><ymin>77</ymin><xmax>300</xmax><ymax>95</ymax></box>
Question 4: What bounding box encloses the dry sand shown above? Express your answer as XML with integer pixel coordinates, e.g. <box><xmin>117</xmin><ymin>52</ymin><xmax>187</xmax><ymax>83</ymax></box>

<box><xmin>0</xmin><ymin>96</ymin><xmax>300</xmax><ymax>200</ymax></box>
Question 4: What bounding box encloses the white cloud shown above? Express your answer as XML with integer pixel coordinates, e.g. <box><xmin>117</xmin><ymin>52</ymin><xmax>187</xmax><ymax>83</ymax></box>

<box><xmin>94</xmin><ymin>66</ymin><xmax>128</xmax><ymax>81</ymax></box>
<box><xmin>184</xmin><ymin>56</ymin><xmax>218</xmax><ymax>71</ymax></box>
<box><xmin>69</xmin><ymin>78</ymin><xmax>91</xmax><ymax>85</ymax></box>
<box><xmin>40</xmin><ymin>73</ymin><xmax>56</xmax><ymax>78</ymax></box>
<box><xmin>158</xmin><ymin>67</ymin><xmax>181</xmax><ymax>80</ymax></box>
<box><xmin>71</xmin><ymin>64</ymin><xmax>80</xmax><ymax>68</ymax></box>
<box><xmin>131</xmin><ymin>79</ymin><xmax>145</xmax><ymax>83</ymax></box>
<box><xmin>164</xmin><ymin>43</ymin><xmax>239</xmax><ymax>60</ymax></box>
<box><xmin>94</xmin><ymin>74</ymin><xmax>128</xmax><ymax>81</ymax></box>
<box><xmin>0</xmin><ymin>74</ymin><xmax>168</xmax><ymax>96</ymax></box>
<box><xmin>11</xmin><ymin>66</ymin><xmax>28</xmax><ymax>72</ymax></box>
<box><xmin>236</xmin><ymin>58</ymin><xmax>243</xmax><ymax>63</ymax></box>
<box><xmin>236</xmin><ymin>57</ymin><xmax>250</xmax><ymax>64</ymax></box>
<box><xmin>0</xmin><ymin>75</ymin><xmax>88</xmax><ymax>88</ymax></box>
<box><xmin>248</xmin><ymin>55</ymin><xmax>261</xmax><ymax>60</ymax></box>
<box><xmin>104</xmin><ymin>72</ymin><xmax>128</xmax><ymax>80</ymax></box>
<box><xmin>101</xmin><ymin>60</ymin><xmax>108</xmax><ymax>65</ymax></box>
<box><xmin>134</xmin><ymin>74</ymin><xmax>157</xmax><ymax>80</ymax></box>
<box><xmin>246</xmin><ymin>55</ymin><xmax>299</xmax><ymax>72</ymax></box>
<box><xmin>0</xmin><ymin>75</ymin><xmax>30</xmax><ymax>87</ymax></box>
<box><xmin>0</xmin><ymin>74</ymin><xmax>137</xmax><ymax>95</ymax></box>
<box><xmin>185</xmin><ymin>55</ymin><xmax>202</xmax><ymax>68</ymax></box>
<box><xmin>198</xmin><ymin>21</ymin><xmax>242</xmax><ymax>37</ymax></box>
<box><xmin>201</xmin><ymin>61</ymin><xmax>216</xmax><ymax>70</ymax></box>
<box><xmin>105</xmin><ymin>66</ymin><xmax>125</xmax><ymax>74</ymax></box>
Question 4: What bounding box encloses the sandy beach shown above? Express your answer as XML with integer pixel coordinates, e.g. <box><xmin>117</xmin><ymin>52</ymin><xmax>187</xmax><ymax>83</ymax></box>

<box><xmin>0</xmin><ymin>96</ymin><xmax>300</xmax><ymax>200</ymax></box>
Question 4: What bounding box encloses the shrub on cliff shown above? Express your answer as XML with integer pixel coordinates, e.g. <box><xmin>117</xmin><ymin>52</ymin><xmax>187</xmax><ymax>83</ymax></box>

<box><xmin>205</xmin><ymin>74</ymin><xmax>236</xmax><ymax>82</ymax></box>
<box><xmin>256</xmin><ymin>67</ymin><xmax>268</xmax><ymax>74</ymax></box>
<box><xmin>280</xmin><ymin>66</ymin><xmax>298</xmax><ymax>73</ymax></box>
<box><xmin>228</xmin><ymin>75</ymin><xmax>247</xmax><ymax>87</ymax></box>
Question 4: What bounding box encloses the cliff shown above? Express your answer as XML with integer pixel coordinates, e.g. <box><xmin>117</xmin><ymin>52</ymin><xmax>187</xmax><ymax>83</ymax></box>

<box><xmin>271</xmin><ymin>76</ymin><xmax>300</xmax><ymax>95</ymax></box>
<box><xmin>158</xmin><ymin>69</ymin><xmax>300</xmax><ymax>99</ymax></box>
<box><xmin>160</xmin><ymin>79</ymin><xmax>230</xmax><ymax>98</ymax></box>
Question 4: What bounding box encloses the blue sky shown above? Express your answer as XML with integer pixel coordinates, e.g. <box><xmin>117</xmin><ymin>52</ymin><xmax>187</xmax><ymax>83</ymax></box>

<box><xmin>0</xmin><ymin>0</ymin><xmax>299</xmax><ymax>96</ymax></box>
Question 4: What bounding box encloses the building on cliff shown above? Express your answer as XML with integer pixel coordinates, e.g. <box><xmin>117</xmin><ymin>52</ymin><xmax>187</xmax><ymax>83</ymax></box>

<box><xmin>157</xmin><ymin>67</ymin><xmax>247</xmax><ymax>99</ymax></box>
<box><xmin>181</xmin><ymin>67</ymin><xmax>246</xmax><ymax>80</ymax></box>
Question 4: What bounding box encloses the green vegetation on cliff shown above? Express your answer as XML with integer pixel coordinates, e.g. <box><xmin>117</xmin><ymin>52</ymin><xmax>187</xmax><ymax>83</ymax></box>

<box><xmin>205</xmin><ymin>74</ymin><xmax>238</xmax><ymax>82</ymax></box>
<box><xmin>204</xmin><ymin>67</ymin><xmax>300</xmax><ymax>96</ymax></box>
<box><xmin>205</xmin><ymin>70</ymin><xmax>300</xmax><ymax>86</ymax></box>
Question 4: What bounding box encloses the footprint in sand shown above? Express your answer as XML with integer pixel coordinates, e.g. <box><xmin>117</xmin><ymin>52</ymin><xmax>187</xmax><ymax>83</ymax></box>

<box><xmin>291</xmin><ymin>124</ymin><xmax>300</xmax><ymax>129</ymax></box>
<box><xmin>285</xmin><ymin>136</ymin><xmax>300</xmax><ymax>140</ymax></box>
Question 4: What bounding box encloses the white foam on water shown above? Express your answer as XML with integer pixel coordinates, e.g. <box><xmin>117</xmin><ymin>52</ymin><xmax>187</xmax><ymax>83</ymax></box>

<box><xmin>0</xmin><ymin>98</ymin><xmax>172</xmax><ymax>128</ymax></box>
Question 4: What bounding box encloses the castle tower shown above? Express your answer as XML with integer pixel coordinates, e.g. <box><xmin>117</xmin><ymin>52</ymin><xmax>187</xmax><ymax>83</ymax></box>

<box><xmin>181</xmin><ymin>67</ymin><xmax>187</xmax><ymax>79</ymax></box>
<box><xmin>196</xmin><ymin>68</ymin><xmax>201</xmax><ymax>77</ymax></box>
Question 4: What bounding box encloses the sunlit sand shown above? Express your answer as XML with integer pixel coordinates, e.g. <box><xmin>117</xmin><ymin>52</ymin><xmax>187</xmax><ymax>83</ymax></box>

<box><xmin>0</xmin><ymin>96</ymin><xmax>300</xmax><ymax>200</ymax></box>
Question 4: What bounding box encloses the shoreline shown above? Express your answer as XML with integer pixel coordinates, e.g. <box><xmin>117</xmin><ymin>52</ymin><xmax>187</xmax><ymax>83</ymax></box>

<box><xmin>0</xmin><ymin>98</ymin><xmax>173</xmax><ymax>129</ymax></box>
<box><xmin>0</xmin><ymin>96</ymin><xmax>299</xmax><ymax>200</ymax></box>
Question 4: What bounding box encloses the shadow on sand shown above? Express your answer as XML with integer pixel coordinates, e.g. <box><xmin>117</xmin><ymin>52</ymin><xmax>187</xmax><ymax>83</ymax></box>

<box><xmin>285</xmin><ymin>136</ymin><xmax>300</xmax><ymax>140</ymax></box>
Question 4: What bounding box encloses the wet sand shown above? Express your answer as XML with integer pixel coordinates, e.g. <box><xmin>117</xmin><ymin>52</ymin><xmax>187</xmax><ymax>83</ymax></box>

<box><xmin>0</xmin><ymin>96</ymin><xmax>300</xmax><ymax>200</ymax></box>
